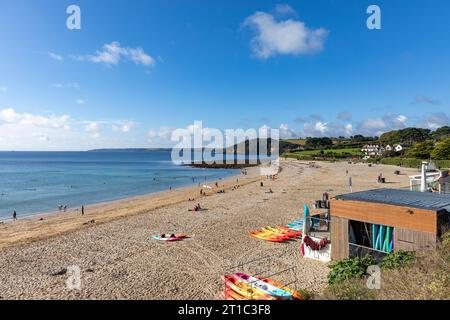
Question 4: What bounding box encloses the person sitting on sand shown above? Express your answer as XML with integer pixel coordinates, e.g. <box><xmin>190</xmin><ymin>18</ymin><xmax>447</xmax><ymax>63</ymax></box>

<box><xmin>269</xmin><ymin>188</ymin><xmax>273</xmax><ymax>193</ymax></box>
<box><xmin>197</xmin><ymin>203</ymin><xmax>201</xmax><ymax>210</ymax></box>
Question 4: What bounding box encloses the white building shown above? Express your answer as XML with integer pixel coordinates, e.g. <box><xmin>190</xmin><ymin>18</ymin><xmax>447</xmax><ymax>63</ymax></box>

<box><xmin>384</xmin><ymin>144</ymin><xmax>402</xmax><ymax>152</ymax></box>
<box><xmin>394</xmin><ymin>144</ymin><xmax>403</xmax><ymax>152</ymax></box>
<box><xmin>361</xmin><ymin>144</ymin><xmax>384</xmax><ymax>157</ymax></box>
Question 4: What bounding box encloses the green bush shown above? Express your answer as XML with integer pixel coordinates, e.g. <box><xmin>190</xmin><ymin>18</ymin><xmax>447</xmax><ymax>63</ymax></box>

<box><xmin>431</xmin><ymin>138</ymin><xmax>450</xmax><ymax>160</ymax></box>
<box><xmin>380</xmin><ymin>250</ymin><xmax>415</xmax><ymax>270</ymax></box>
<box><xmin>328</xmin><ymin>255</ymin><xmax>376</xmax><ymax>285</ymax></box>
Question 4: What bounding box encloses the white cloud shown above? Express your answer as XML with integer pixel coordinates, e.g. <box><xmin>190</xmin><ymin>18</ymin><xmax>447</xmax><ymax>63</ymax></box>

<box><xmin>345</xmin><ymin>123</ymin><xmax>353</xmax><ymax>136</ymax></box>
<box><xmin>47</xmin><ymin>52</ymin><xmax>63</xmax><ymax>62</ymax></box>
<box><xmin>359</xmin><ymin>118</ymin><xmax>386</xmax><ymax>130</ymax></box>
<box><xmin>80</xmin><ymin>42</ymin><xmax>155</xmax><ymax>67</ymax></box>
<box><xmin>53</xmin><ymin>82</ymin><xmax>79</xmax><ymax>89</ymax></box>
<box><xmin>0</xmin><ymin>108</ymin><xmax>19</xmax><ymax>123</ymax></box>
<box><xmin>34</xmin><ymin>133</ymin><xmax>50</xmax><ymax>142</ymax></box>
<box><xmin>76</xmin><ymin>99</ymin><xmax>86</xmax><ymax>105</ymax></box>
<box><xmin>279</xmin><ymin>123</ymin><xmax>297</xmax><ymax>139</ymax></box>
<box><xmin>113</xmin><ymin>121</ymin><xmax>135</xmax><ymax>133</ymax></box>
<box><xmin>275</xmin><ymin>4</ymin><xmax>297</xmax><ymax>17</ymax></box>
<box><xmin>315</xmin><ymin>121</ymin><xmax>328</xmax><ymax>134</ymax></box>
<box><xmin>0</xmin><ymin>87</ymin><xmax>7</xmax><ymax>93</ymax></box>
<box><xmin>301</xmin><ymin>121</ymin><xmax>355</xmax><ymax>138</ymax></box>
<box><xmin>85</xmin><ymin>122</ymin><xmax>100</xmax><ymax>138</ymax></box>
<box><xmin>416</xmin><ymin>113</ymin><xmax>450</xmax><ymax>130</ymax></box>
<box><xmin>243</xmin><ymin>9</ymin><xmax>328</xmax><ymax>59</ymax></box>
<box><xmin>147</xmin><ymin>126</ymin><xmax>176</xmax><ymax>146</ymax></box>
<box><xmin>396</xmin><ymin>114</ymin><xmax>408</xmax><ymax>124</ymax></box>
<box><xmin>0</xmin><ymin>108</ymin><xmax>70</xmax><ymax>129</ymax></box>
<box><xmin>0</xmin><ymin>108</ymin><xmax>148</xmax><ymax>150</ymax></box>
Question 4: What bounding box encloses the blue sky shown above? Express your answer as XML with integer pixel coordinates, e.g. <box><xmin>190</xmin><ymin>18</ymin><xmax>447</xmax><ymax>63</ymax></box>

<box><xmin>0</xmin><ymin>0</ymin><xmax>449</xmax><ymax>150</ymax></box>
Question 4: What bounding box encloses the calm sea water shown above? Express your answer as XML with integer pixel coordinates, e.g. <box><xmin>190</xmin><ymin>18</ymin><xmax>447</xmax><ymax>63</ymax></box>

<box><xmin>0</xmin><ymin>151</ymin><xmax>239</xmax><ymax>220</ymax></box>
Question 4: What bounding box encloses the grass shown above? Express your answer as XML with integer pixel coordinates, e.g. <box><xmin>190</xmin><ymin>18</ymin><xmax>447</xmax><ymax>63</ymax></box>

<box><xmin>284</xmin><ymin>139</ymin><xmax>306</xmax><ymax>146</ymax></box>
<box><xmin>283</xmin><ymin>148</ymin><xmax>363</xmax><ymax>160</ymax></box>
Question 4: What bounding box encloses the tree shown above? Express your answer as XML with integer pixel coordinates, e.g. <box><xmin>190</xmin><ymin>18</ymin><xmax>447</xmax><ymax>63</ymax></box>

<box><xmin>431</xmin><ymin>138</ymin><xmax>450</xmax><ymax>160</ymax></box>
<box><xmin>380</xmin><ymin>128</ymin><xmax>431</xmax><ymax>146</ymax></box>
<box><xmin>406</xmin><ymin>140</ymin><xmax>435</xmax><ymax>159</ymax></box>
<box><xmin>433</xmin><ymin>126</ymin><xmax>450</xmax><ymax>141</ymax></box>
<box><xmin>305</xmin><ymin>137</ymin><xmax>333</xmax><ymax>149</ymax></box>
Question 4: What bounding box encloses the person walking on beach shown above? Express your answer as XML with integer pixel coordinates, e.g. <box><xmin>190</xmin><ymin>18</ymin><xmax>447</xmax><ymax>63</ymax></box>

<box><xmin>81</xmin><ymin>205</ymin><xmax>85</xmax><ymax>216</ymax></box>
<box><xmin>63</xmin><ymin>205</ymin><xmax>67</xmax><ymax>212</ymax></box>
<box><xmin>349</xmin><ymin>176</ymin><xmax>353</xmax><ymax>193</ymax></box>
<box><xmin>12</xmin><ymin>210</ymin><xmax>17</xmax><ymax>221</ymax></box>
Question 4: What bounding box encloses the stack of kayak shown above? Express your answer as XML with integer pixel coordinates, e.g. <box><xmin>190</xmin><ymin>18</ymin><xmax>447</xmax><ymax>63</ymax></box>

<box><xmin>249</xmin><ymin>220</ymin><xmax>304</xmax><ymax>243</ymax></box>
<box><xmin>221</xmin><ymin>273</ymin><xmax>303</xmax><ymax>300</ymax></box>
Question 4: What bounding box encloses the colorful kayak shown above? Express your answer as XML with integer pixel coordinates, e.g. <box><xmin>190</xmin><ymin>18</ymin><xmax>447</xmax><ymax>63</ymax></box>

<box><xmin>233</xmin><ymin>273</ymin><xmax>293</xmax><ymax>300</ymax></box>
<box><xmin>258</xmin><ymin>277</ymin><xmax>304</xmax><ymax>300</ymax></box>
<box><xmin>286</xmin><ymin>224</ymin><xmax>302</xmax><ymax>231</ymax></box>
<box><xmin>152</xmin><ymin>234</ymin><xmax>187</xmax><ymax>241</ymax></box>
<box><xmin>275</xmin><ymin>226</ymin><xmax>303</xmax><ymax>237</ymax></box>
<box><xmin>221</xmin><ymin>275</ymin><xmax>274</xmax><ymax>300</ymax></box>
<box><xmin>222</xmin><ymin>287</ymin><xmax>246</xmax><ymax>300</ymax></box>
<box><xmin>249</xmin><ymin>231</ymin><xmax>286</xmax><ymax>243</ymax></box>
<box><xmin>253</xmin><ymin>229</ymin><xmax>291</xmax><ymax>241</ymax></box>
<box><xmin>261</xmin><ymin>227</ymin><xmax>296</xmax><ymax>238</ymax></box>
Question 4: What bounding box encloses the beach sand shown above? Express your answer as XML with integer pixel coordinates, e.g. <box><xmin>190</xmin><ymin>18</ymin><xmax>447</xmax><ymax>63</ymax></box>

<box><xmin>0</xmin><ymin>160</ymin><xmax>418</xmax><ymax>299</ymax></box>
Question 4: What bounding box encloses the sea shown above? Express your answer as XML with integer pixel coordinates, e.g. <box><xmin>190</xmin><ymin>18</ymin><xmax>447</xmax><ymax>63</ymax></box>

<box><xmin>0</xmin><ymin>150</ymin><xmax>240</xmax><ymax>220</ymax></box>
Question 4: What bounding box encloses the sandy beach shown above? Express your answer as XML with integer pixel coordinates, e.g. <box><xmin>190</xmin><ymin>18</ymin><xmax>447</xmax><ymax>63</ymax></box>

<box><xmin>0</xmin><ymin>160</ymin><xmax>419</xmax><ymax>300</ymax></box>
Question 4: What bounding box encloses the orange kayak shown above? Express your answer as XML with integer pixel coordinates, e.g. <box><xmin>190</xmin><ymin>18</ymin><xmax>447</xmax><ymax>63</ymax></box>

<box><xmin>249</xmin><ymin>231</ymin><xmax>287</xmax><ymax>243</ymax></box>
<box><xmin>221</xmin><ymin>275</ymin><xmax>275</xmax><ymax>300</ymax></box>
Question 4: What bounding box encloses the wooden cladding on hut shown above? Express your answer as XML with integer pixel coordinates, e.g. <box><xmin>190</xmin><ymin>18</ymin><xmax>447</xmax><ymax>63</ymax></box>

<box><xmin>330</xmin><ymin>199</ymin><xmax>437</xmax><ymax>234</ymax></box>
<box><xmin>329</xmin><ymin>189</ymin><xmax>450</xmax><ymax>260</ymax></box>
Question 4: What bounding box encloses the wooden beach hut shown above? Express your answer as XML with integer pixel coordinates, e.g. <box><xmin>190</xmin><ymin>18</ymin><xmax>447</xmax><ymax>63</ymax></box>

<box><xmin>330</xmin><ymin>188</ymin><xmax>450</xmax><ymax>261</ymax></box>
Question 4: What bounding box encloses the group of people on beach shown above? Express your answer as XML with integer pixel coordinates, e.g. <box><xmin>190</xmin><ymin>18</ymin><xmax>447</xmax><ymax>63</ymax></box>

<box><xmin>9</xmin><ymin>204</ymin><xmax>85</xmax><ymax>222</ymax></box>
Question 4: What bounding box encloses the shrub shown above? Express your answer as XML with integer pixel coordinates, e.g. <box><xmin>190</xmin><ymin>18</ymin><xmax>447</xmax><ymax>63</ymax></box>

<box><xmin>327</xmin><ymin>255</ymin><xmax>376</xmax><ymax>285</ymax></box>
<box><xmin>431</xmin><ymin>137</ymin><xmax>450</xmax><ymax>160</ymax></box>
<box><xmin>380</xmin><ymin>250</ymin><xmax>415</xmax><ymax>270</ymax></box>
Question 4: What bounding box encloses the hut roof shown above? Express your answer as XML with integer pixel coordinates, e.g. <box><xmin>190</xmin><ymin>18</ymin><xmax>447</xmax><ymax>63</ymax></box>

<box><xmin>335</xmin><ymin>188</ymin><xmax>450</xmax><ymax>212</ymax></box>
